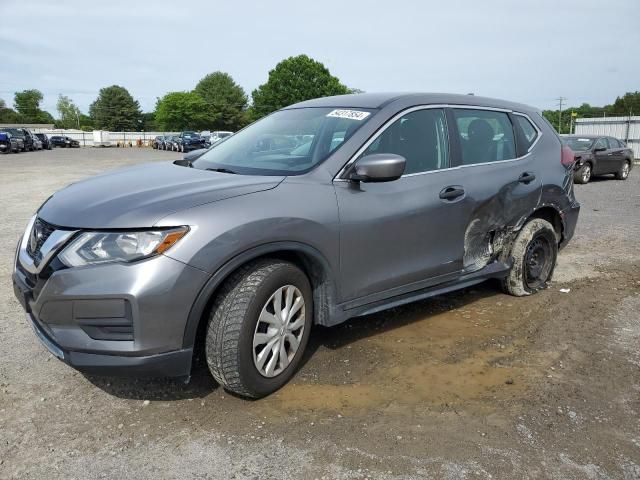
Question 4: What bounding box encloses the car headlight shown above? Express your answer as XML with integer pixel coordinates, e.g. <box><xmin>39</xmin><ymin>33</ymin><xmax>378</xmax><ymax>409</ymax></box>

<box><xmin>58</xmin><ymin>227</ymin><xmax>189</xmax><ymax>267</ymax></box>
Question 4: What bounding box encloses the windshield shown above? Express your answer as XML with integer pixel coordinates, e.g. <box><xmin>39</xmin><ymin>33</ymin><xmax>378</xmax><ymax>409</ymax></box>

<box><xmin>2</xmin><ymin>128</ymin><xmax>23</xmax><ymax>136</ymax></box>
<box><xmin>563</xmin><ymin>137</ymin><xmax>595</xmax><ymax>151</ymax></box>
<box><xmin>183</xmin><ymin>131</ymin><xmax>199</xmax><ymax>138</ymax></box>
<box><xmin>193</xmin><ymin>107</ymin><xmax>374</xmax><ymax>175</ymax></box>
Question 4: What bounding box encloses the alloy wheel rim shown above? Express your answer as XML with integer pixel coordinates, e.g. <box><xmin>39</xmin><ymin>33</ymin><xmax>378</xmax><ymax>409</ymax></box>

<box><xmin>524</xmin><ymin>234</ymin><xmax>553</xmax><ymax>290</ymax></box>
<box><xmin>253</xmin><ymin>285</ymin><xmax>305</xmax><ymax>378</ymax></box>
<box><xmin>583</xmin><ymin>165</ymin><xmax>591</xmax><ymax>182</ymax></box>
<box><xmin>622</xmin><ymin>163</ymin><xmax>629</xmax><ymax>178</ymax></box>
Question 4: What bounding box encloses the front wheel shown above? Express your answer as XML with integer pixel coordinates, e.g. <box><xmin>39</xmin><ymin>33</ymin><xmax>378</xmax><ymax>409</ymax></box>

<box><xmin>501</xmin><ymin>218</ymin><xmax>558</xmax><ymax>297</ymax></box>
<box><xmin>206</xmin><ymin>259</ymin><xmax>312</xmax><ymax>398</ymax></box>
<box><xmin>573</xmin><ymin>163</ymin><xmax>591</xmax><ymax>184</ymax></box>
<box><xmin>615</xmin><ymin>161</ymin><xmax>630</xmax><ymax>180</ymax></box>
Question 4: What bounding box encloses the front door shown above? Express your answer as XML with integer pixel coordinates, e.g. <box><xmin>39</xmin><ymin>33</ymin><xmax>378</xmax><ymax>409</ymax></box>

<box><xmin>335</xmin><ymin>108</ymin><xmax>472</xmax><ymax>305</ymax></box>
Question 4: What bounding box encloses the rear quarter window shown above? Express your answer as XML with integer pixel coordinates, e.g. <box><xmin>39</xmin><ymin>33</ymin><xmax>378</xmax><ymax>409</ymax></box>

<box><xmin>514</xmin><ymin>115</ymin><xmax>539</xmax><ymax>151</ymax></box>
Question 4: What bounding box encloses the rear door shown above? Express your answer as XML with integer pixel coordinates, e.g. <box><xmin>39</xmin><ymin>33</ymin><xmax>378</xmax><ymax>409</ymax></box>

<box><xmin>447</xmin><ymin>108</ymin><xmax>542</xmax><ymax>271</ymax></box>
<box><xmin>592</xmin><ymin>137</ymin><xmax>611</xmax><ymax>174</ymax></box>
<box><xmin>606</xmin><ymin>137</ymin><xmax>626</xmax><ymax>171</ymax></box>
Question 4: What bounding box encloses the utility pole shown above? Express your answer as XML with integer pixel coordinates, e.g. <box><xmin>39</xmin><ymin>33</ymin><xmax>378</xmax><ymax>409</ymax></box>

<box><xmin>556</xmin><ymin>97</ymin><xmax>567</xmax><ymax>133</ymax></box>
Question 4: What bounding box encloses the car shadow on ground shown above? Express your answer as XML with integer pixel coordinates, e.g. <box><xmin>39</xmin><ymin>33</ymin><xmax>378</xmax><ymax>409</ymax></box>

<box><xmin>84</xmin><ymin>280</ymin><xmax>503</xmax><ymax>401</ymax></box>
<box><xmin>300</xmin><ymin>280</ymin><xmax>502</xmax><ymax>360</ymax></box>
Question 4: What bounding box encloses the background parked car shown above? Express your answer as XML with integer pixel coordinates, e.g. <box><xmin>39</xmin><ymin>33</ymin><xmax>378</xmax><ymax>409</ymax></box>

<box><xmin>35</xmin><ymin>133</ymin><xmax>52</xmax><ymax>150</ymax></box>
<box><xmin>165</xmin><ymin>135</ymin><xmax>180</xmax><ymax>151</ymax></box>
<box><xmin>153</xmin><ymin>135</ymin><xmax>175</xmax><ymax>150</ymax></box>
<box><xmin>176</xmin><ymin>131</ymin><xmax>206</xmax><ymax>152</ymax></box>
<box><xmin>32</xmin><ymin>136</ymin><xmax>43</xmax><ymax>150</ymax></box>
<box><xmin>562</xmin><ymin>135</ymin><xmax>634</xmax><ymax>184</ymax></box>
<box><xmin>0</xmin><ymin>130</ymin><xmax>22</xmax><ymax>153</ymax></box>
<box><xmin>206</xmin><ymin>130</ymin><xmax>233</xmax><ymax>146</ymax></box>
<box><xmin>22</xmin><ymin>129</ymin><xmax>37</xmax><ymax>151</ymax></box>
<box><xmin>50</xmin><ymin>136</ymin><xmax>80</xmax><ymax>148</ymax></box>
<box><xmin>1</xmin><ymin>128</ymin><xmax>31</xmax><ymax>151</ymax></box>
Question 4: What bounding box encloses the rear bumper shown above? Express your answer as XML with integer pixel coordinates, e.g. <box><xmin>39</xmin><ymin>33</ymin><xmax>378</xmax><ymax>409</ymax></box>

<box><xmin>560</xmin><ymin>201</ymin><xmax>580</xmax><ymax>249</ymax></box>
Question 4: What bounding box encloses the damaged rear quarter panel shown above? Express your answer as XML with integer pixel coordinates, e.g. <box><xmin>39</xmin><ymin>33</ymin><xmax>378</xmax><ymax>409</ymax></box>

<box><xmin>461</xmin><ymin>159</ymin><xmax>543</xmax><ymax>271</ymax></box>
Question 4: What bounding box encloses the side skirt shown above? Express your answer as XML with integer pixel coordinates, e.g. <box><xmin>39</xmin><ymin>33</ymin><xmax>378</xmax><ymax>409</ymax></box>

<box><xmin>327</xmin><ymin>261</ymin><xmax>510</xmax><ymax>325</ymax></box>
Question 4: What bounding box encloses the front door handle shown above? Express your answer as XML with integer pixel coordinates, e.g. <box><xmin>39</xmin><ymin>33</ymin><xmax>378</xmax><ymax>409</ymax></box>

<box><xmin>439</xmin><ymin>185</ymin><xmax>465</xmax><ymax>201</ymax></box>
<box><xmin>518</xmin><ymin>172</ymin><xmax>536</xmax><ymax>184</ymax></box>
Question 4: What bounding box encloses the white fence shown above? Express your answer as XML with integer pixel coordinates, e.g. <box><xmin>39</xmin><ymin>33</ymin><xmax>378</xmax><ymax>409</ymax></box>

<box><xmin>575</xmin><ymin>116</ymin><xmax>640</xmax><ymax>159</ymax></box>
<box><xmin>27</xmin><ymin>129</ymin><xmax>180</xmax><ymax>147</ymax></box>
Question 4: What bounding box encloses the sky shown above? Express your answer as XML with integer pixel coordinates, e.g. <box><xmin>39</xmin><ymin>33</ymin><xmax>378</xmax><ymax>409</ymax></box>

<box><xmin>1</xmin><ymin>0</ymin><xmax>638</xmax><ymax>117</ymax></box>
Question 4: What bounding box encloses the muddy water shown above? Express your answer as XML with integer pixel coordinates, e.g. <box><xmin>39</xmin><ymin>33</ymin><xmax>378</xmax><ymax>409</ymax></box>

<box><xmin>260</xmin><ymin>287</ymin><xmax>556</xmax><ymax>414</ymax></box>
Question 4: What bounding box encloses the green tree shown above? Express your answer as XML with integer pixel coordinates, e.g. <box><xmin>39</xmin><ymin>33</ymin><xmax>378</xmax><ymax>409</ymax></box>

<box><xmin>154</xmin><ymin>91</ymin><xmax>210</xmax><ymax>131</ymax></box>
<box><xmin>14</xmin><ymin>89</ymin><xmax>43</xmax><ymax>120</ymax></box>
<box><xmin>0</xmin><ymin>97</ymin><xmax>21</xmax><ymax>123</ymax></box>
<box><xmin>609</xmin><ymin>91</ymin><xmax>640</xmax><ymax>116</ymax></box>
<box><xmin>79</xmin><ymin>113</ymin><xmax>94</xmax><ymax>129</ymax></box>
<box><xmin>89</xmin><ymin>85</ymin><xmax>143</xmax><ymax>130</ymax></box>
<box><xmin>194</xmin><ymin>72</ymin><xmax>248</xmax><ymax>130</ymax></box>
<box><xmin>56</xmin><ymin>94</ymin><xmax>81</xmax><ymax>129</ymax></box>
<box><xmin>141</xmin><ymin>112</ymin><xmax>158</xmax><ymax>131</ymax></box>
<box><xmin>13</xmin><ymin>89</ymin><xmax>54</xmax><ymax>124</ymax></box>
<box><xmin>251</xmin><ymin>55</ymin><xmax>349</xmax><ymax>118</ymax></box>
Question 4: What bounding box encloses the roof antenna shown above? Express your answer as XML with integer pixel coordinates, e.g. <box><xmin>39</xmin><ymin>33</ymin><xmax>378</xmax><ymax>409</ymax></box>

<box><xmin>467</xmin><ymin>92</ymin><xmax>475</xmax><ymax>96</ymax></box>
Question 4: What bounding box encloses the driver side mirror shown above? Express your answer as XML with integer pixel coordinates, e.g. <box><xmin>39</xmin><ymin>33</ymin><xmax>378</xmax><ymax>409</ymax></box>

<box><xmin>593</xmin><ymin>146</ymin><xmax>607</xmax><ymax>152</ymax></box>
<box><xmin>349</xmin><ymin>154</ymin><xmax>406</xmax><ymax>183</ymax></box>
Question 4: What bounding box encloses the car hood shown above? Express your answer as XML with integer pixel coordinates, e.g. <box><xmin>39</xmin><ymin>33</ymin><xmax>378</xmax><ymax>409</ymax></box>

<box><xmin>38</xmin><ymin>162</ymin><xmax>284</xmax><ymax>229</ymax></box>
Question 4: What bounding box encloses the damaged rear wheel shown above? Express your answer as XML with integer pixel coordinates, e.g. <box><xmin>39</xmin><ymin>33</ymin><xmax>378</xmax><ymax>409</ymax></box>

<box><xmin>501</xmin><ymin>218</ymin><xmax>558</xmax><ymax>296</ymax></box>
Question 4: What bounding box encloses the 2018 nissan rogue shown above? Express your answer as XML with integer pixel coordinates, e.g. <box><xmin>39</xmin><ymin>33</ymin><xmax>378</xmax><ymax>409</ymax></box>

<box><xmin>13</xmin><ymin>93</ymin><xmax>580</xmax><ymax>398</ymax></box>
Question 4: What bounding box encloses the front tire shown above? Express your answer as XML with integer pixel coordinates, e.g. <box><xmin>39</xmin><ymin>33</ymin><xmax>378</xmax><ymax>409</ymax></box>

<box><xmin>205</xmin><ymin>259</ymin><xmax>312</xmax><ymax>398</ymax></box>
<box><xmin>573</xmin><ymin>163</ymin><xmax>591</xmax><ymax>184</ymax></box>
<box><xmin>501</xmin><ymin>218</ymin><xmax>558</xmax><ymax>297</ymax></box>
<box><xmin>615</xmin><ymin>161</ymin><xmax>630</xmax><ymax>180</ymax></box>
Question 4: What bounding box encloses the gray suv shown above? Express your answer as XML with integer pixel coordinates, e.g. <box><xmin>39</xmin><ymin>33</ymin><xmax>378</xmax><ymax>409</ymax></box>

<box><xmin>13</xmin><ymin>93</ymin><xmax>580</xmax><ymax>398</ymax></box>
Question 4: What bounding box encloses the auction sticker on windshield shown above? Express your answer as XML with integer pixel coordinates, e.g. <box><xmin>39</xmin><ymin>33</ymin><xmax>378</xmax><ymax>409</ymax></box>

<box><xmin>326</xmin><ymin>109</ymin><xmax>371</xmax><ymax>121</ymax></box>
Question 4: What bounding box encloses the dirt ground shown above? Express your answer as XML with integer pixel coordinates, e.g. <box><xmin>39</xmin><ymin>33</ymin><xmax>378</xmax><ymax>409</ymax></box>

<box><xmin>1</xmin><ymin>148</ymin><xmax>639</xmax><ymax>479</ymax></box>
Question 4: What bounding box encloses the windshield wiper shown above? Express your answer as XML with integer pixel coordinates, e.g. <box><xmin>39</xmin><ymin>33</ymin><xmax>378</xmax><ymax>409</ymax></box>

<box><xmin>206</xmin><ymin>167</ymin><xmax>237</xmax><ymax>174</ymax></box>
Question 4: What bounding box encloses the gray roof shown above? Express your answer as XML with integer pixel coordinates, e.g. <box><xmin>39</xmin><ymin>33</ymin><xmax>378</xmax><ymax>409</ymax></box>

<box><xmin>286</xmin><ymin>92</ymin><xmax>538</xmax><ymax>113</ymax></box>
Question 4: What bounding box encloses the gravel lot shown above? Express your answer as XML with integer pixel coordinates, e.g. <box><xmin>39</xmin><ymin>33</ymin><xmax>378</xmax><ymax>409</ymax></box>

<box><xmin>1</xmin><ymin>148</ymin><xmax>639</xmax><ymax>479</ymax></box>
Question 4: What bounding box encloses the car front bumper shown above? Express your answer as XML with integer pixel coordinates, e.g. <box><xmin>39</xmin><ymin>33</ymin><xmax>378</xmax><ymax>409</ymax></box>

<box><xmin>183</xmin><ymin>143</ymin><xmax>206</xmax><ymax>152</ymax></box>
<box><xmin>13</xmin><ymin>250</ymin><xmax>210</xmax><ymax>377</ymax></box>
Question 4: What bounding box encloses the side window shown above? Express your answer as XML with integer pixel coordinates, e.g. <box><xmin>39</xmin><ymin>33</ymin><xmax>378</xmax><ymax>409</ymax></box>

<box><xmin>514</xmin><ymin>114</ymin><xmax>539</xmax><ymax>150</ymax></box>
<box><xmin>453</xmin><ymin>109</ymin><xmax>516</xmax><ymax>165</ymax></box>
<box><xmin>608</xmin><ymin>138</ymin><xmax>620</xmax><ymax>148</ymax></box>
<box><xmin>360</xmin><ymin>108</ymin><xmax>449</xmax><ymax>175</ymax></box>
<box><xmin>594</xmin><ymin>138</ymin><xmax>608</xmax><ymax>150</ymax></box>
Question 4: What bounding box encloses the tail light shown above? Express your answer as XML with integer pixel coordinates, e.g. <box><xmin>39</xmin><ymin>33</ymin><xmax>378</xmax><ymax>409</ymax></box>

<box><xmin>561</xmin><ymin>144</ymin><xmax>576</xmax><ymax>169</ymax></box>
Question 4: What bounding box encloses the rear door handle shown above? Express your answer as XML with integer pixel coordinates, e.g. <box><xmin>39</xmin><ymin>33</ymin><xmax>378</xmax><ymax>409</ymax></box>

<box><xmin>518</xmin><ymin>172</ymin><xmax>536</xmax><ymax>184</ymax></box>
<box><xmin>439</xmin><ymin>185</ymin><xmax>465</xmax><ymax>201</ymax></box>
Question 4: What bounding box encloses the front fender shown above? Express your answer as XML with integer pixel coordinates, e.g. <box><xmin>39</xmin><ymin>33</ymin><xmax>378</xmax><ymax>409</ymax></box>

<box><xmin>180</xmin><ymin>241</ymin><xmax>338</xmax><ymax>349</ymax></box>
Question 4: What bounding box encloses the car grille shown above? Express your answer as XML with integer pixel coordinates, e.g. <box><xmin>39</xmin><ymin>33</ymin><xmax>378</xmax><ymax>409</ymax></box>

<box><xmin>26</xmin><ymin>217</ymin><xmax>57</xmax><ymax>265</ymax></box>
